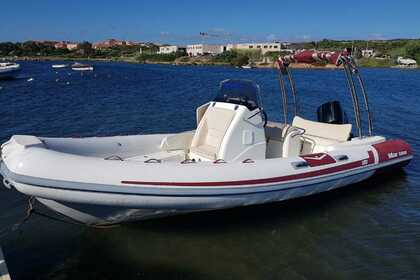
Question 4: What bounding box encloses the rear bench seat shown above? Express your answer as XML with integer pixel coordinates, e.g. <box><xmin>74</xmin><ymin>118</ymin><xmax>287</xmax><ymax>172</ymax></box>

<box><xmin>284</xmin><ymin>116</ymin><xmax>352</xmax><ymax>156</ymax></box>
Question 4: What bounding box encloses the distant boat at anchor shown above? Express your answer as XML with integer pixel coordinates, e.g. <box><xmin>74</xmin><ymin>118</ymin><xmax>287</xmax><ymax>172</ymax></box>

<box><xmin>0</xmin><ymin>62</ymin><xmax>21</xmax><ymax>80</ymax></box>
<box><xmin>241</xmin><ymin>63</ymin><xmax>255</xmax><ymax>69</ymax></box>
<box><xmin>52</xmin><ymin>64</ymin><xmax>69</xmax><ymax>69</ymax></box>
<box><xmin>71</xmin><ymin>63</ymin><xmax>94</xmax><ymax>71</ymax></box>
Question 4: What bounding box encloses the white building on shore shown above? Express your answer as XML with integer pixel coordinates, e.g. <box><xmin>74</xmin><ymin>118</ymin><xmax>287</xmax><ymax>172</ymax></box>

<box><xmin>54</xmin><ymin>41</ymin><xmax>79</xmax><ymax>51</ymax></box>
<box><xmin>66</xmin><ymin>43</ymin><xmax>79</xmax><ymax>51</ymax></box>
<box><xmin>158</xmin><ymin>45</ymin><xmax>186</xmax><ymax>54</ymax></box>
<box><xmin>225</xmin><ymin>42</ymin><xmax>282</xmax><ymax>54</ymax></box>
<box><xmin>361</xmin><ymin>49</ymin><xmax>375</xmax><ymax>58</ymax></box>
<box><xmin>187</xmin><ymin>44</ymin><xmax>222</xmax><ymax>56</ymax></box>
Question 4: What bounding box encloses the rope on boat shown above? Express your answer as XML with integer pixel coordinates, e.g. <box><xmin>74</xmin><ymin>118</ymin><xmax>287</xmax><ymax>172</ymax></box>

<box><xmin>31</xmin><ymin>197</ymin><xmax>120</xmax><ymax>229</ymax></box>
<box><xmin>0</xmin><ymin>197</ymin><xmax>121</xmax><ymax>235</ymax></box>
<box><xmin>0</xmin><ymin>197</ymin><xmax>36</xmax><ymax>241</ymax></box>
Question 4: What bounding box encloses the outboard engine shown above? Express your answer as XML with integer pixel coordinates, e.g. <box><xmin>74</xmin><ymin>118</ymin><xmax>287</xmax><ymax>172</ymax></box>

<box><xmin>317</xmin><ymin>101</ymin><xmax>348</xmax><ymax>124</ymax></box>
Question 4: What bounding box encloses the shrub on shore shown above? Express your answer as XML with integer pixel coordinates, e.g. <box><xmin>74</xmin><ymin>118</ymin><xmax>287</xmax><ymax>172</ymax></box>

<box><xmin>357</xmin><ymin>57</ymin><xmax>394</xmax><ymax>67</ymax></box>
<box><xmin>405</xmin><ymin>41</ymin><xmax>420</xmax><ymax>63</ymax></box>
<box><xmin>136</xmin><ymin>51</ymin><xmax>187</xmax><ymax>63</ymax></box>
<box><xmin>211</xmin><ymin>50</ymin><xmax>250</xmax><ymax>66</ymax></box>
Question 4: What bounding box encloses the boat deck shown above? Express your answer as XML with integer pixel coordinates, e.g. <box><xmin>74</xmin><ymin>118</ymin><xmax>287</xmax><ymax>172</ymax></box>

<box><xmin>125</xmin><ymin>150</ymin><xmax>185</xmax><ymax>162</ymax></box>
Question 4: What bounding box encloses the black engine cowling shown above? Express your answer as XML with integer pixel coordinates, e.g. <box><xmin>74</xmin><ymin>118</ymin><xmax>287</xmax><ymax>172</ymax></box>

<box><xmin>317</xmin><ymin>101</ymin><xmax>348</xmax><ymax>125</ymax></box>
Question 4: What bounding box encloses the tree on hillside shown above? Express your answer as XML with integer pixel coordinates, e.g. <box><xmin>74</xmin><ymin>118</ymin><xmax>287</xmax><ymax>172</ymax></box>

<box><xmin>405</xmin><ymin>41</ymin><xmax>420</xmax><ymax>62</ymax></box>
<box><xmin>0</xmin><ymin>42</ymin><xmax>17</xmax><ymax>56</ymax></box>
<box><xmin>303</xmin><ymin>41</ymin><xmax>316</xmax><ymax>49</ymax></box>
<box><xmin>77</xmin><ymin>41</ymin><xmax>94</xmax><ymax>56</ymax></box>
<box><xmin>21</xmin><ymin>41</ymin><xmax>41</xmax><ymax>55</ymax></box>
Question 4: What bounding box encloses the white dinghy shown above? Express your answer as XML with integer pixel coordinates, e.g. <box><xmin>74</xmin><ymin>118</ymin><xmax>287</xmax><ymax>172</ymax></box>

<box><xmin>0</xmin><ymin>50</ymin><xmax>413</xmax><ymax>225</ymax></box>
<box><xmin>71</xmin><ymin>62</ymin><xmax>94</xmax><ymax>71</ymax></box>
<box><xmin>52</xmin><ymin>64</ymin><xmax>69</xmax><ymax>69</ymax></box>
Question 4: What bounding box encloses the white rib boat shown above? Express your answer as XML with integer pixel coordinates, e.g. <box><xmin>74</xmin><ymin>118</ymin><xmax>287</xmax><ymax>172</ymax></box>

<box><xmin>0</xmin><ymin>62</ymin><xmax>21</xmax><ymax>80</ymax></box>
<box><xmin>0</xmin><ymin>50</ymin><xmax>413</xmax><ymax>225</ymax></box>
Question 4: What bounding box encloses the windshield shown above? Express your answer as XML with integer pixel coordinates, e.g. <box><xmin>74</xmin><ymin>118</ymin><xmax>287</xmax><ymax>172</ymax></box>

<box><xmin>214</xmin><ymin>79</ymin><xmax>262</xmax><ymax>111</ymax></box>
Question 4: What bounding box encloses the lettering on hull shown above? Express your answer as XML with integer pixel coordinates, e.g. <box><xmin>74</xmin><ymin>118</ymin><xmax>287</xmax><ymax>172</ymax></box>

<box><xmin>373</xmin><ymin>140</ymin><xmax>412</xmax><ymax>163</ymax></box>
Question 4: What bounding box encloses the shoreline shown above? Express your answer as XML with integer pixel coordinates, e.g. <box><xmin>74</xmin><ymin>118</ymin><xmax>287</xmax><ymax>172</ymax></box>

<box><xmin>13</xmin><ymin>56</ymin><xmax>344</xmax><ymax>70</ymax></box>
<box><xmin>11</xmin><ymin>56</ymin><xmax>419</xmax><ymax>70</ymax></box>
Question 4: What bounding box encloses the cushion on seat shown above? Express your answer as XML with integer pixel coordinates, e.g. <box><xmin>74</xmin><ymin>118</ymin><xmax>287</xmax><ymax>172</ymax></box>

<box><xmin>190</xmin><ymin>144</ymin><xmax>217</xmax><ymax>159</ymax></box>
<box><xmin>190</xmin><ymin>106</ymin><xmax>235</xmax><ymax>160</ymax></box>
<box><xmin>282</xmin><ymin>116</ymin><xmax>352</xmax><ymax>156</ymax></box>
<box><xmin>292</xmin><ymin>116</ymin><xmax>352</xmax><ymax>142</ymax></box>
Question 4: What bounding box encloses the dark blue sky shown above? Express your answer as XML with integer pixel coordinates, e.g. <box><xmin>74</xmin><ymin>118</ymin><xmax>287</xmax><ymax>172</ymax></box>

<box><xmin>1</xmin><ymin>0</ymin><xmax>419</xmax><ymax>43</ymax></box>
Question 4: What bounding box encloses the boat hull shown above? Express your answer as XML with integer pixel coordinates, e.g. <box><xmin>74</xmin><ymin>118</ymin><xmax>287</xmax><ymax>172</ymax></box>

<box><xmin>23</xmin><ymin>169</ymin><xmax>375</xmax><ymax>225</ymax></box>
<box><xmin>6</xmin><ymin>157</ymin><xmax>409</xmax><ymax>225</ymax></box>
<box><xmin>0</xmin><ymin>134</ymin><xmax>413</xmax><ymax>225</ymax></box>
<box><xmin>0</xmin><ymin>68</ymin><xmax>21</xmax><ymax>80</ymax></box>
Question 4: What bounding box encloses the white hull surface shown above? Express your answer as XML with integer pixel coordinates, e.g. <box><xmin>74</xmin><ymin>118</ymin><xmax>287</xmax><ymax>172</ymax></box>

<box><xmin>0</xmin><ymin>63</ymin><xmax>21</xmax><ymax>79</ymax></box>
<box><xmin>72</xmin><ymin>67</ymin><xmax>94</xmax><ymax>71</ymax></box>
<box><xmin>35</xmin><ymin>169</ymin><xmax>375</xmax><ymax>225</ymax></box>
<box><xmin>52</xmin><ymin>64</ymin><xmax>68</xmax><ymax>69</ymax></box>
<box><xmin>0</xmin><ymin>133</ymin><xmax>412</xmax><ymax>225</ymax></box>
<box><xmin>71</xmin><ymin>66</ymin><xmax>94</xmax><ymax>71</ymax></box>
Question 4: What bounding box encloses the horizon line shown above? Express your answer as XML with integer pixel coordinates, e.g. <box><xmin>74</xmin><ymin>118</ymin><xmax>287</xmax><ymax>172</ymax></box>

<box><xmin>1</xmin><ymin>36</ymin><xmax>420</xmax><ymax>45</ymax></box>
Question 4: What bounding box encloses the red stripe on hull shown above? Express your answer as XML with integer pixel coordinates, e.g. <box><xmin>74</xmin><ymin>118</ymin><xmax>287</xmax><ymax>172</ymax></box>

<box><xmin>121</xmin><ymin>152</ymin><xmax>375</xmax><ymax>187</ymax></box>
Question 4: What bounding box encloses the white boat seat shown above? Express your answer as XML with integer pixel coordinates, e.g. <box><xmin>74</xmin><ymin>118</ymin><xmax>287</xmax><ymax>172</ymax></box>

<box><xmin>160</xmin><ymin>131</ymin><xmax>194</xmax><ymax>152</ymax></box>
<box><xmin>293</xmin><ymin>116</ymin><xmax>352</xmax><ymax>143</ymax></box>
<box><xmin>189</xmin><ymin>144</ymin><xmax>217</xmax><ymax>159</ymax></box>
<box><xmin>265</xmin><ymin>122</ymin><xmax>290</xmax><ymax>158</ymax></box>
<box><xmin>283</xmin><ymin>116</ymin><xmax>352</xmax><ymax>156</ymax></box>
<box><xmin>189</xmin><ymin>106</ymin><xmax>235</xmax><ymax>160</ymax></box>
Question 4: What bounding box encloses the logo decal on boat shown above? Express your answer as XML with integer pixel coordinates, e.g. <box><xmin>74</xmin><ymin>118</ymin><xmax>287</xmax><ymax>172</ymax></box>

<box><xmin>301</xmin><ymin>153</ymin><xmax>336</xmax><ymax>167</ymax></box>
<box><xmin>302</xmin><ymin>154</ymin><xmax>327</xmax><ymax>161</ymax></box>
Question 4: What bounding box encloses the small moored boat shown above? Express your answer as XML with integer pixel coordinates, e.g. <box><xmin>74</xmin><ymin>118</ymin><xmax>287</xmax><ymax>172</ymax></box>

<box><xmin>0</xmin><ymin>62</ymin><xmax>21</xmax><ymax>80</ymax></box>
<box><xmin>71</xmin><ymin>63</ymin><xmax>94</xmax><ymax>71</ymax></box>
<box><xmin>0</xmin><ymin>50</ymin><xmax>413</xmax><ymax>225</ymax></box>
<box><xmin>52</xmin><ymin>64</ymin><xmax>69</xmax><ymax>69</ymax></box>
<box><xmin>241</xmin><ymin>63</ymin><xmax>255</xmax><ymax>69</ymax></box>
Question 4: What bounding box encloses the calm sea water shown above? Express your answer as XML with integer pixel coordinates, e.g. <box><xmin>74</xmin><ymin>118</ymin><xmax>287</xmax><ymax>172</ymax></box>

<box><xmin>0</xmin><ymin>61</ymin><xmax>419</xmax><ymax>280</ymax></box>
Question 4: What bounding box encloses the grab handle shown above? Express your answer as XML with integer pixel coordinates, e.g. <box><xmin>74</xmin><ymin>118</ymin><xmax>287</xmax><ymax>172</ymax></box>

<box><xmin>144</xmin><ymin>158</ymin><xmax>162</xmax><ymax>163</ymax></box>
<box><xmin>104</xmin><ymin>155</ymin><xmax>124</xmax><ymax>161</ymax></box>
